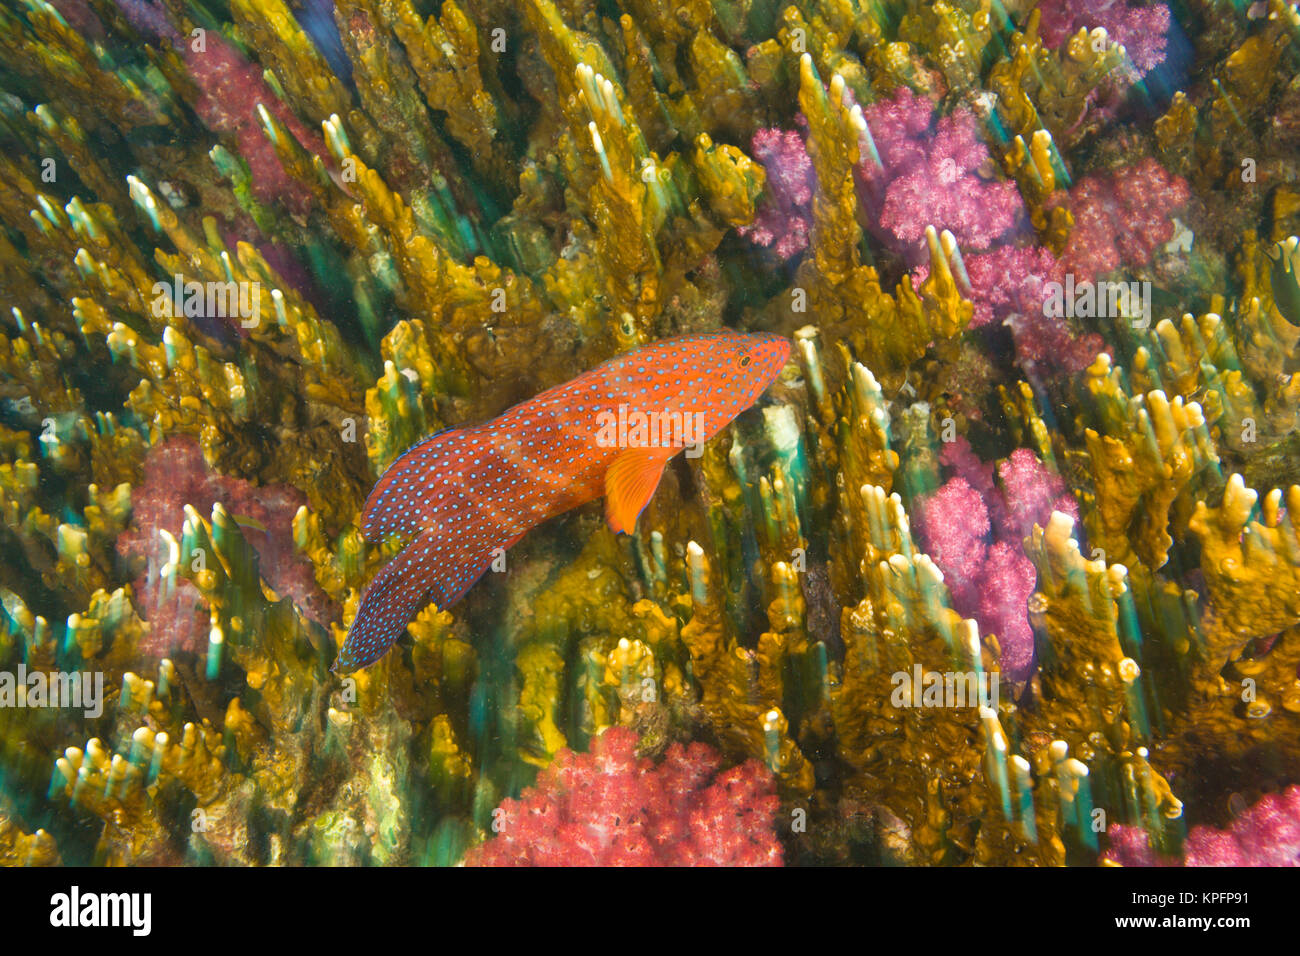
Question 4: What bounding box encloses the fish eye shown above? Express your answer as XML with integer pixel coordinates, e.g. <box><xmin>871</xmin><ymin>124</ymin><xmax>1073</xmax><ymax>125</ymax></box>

<box><xmin>739</xmin><ymin>354</ymin><xmax>752</xmax><ymax>367</ymax></box>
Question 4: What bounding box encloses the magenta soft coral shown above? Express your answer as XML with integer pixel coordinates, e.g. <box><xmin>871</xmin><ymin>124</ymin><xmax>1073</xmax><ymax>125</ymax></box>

<box><xmin>1037</xmin><ymin>0</ymin><xmax>1172</xmax><ymax>76</ymax></box>
<box><xmin>115</xmin><ymin>436</ymin><xmax>336</xmax><ymax>658</ymax></box>
<box><xmin>741</xmin><ymin>88</ymin><xmax>1023</xmax><ymax>265</ymax></box>
<box><xmin>997</xmin><ymin>158</ymin><xmax>1188</xmax><ymax>379</ymax></box>
<box><xmin>738</xmin><ymin>127</ymin><xmax>816</xmax><ymax>262</ymax></box>
<box><xmin>858</xmin><ymin>88</ymin><xmax>1024</xmax><ymax>263</ymax></box>
<box><xmin>464</xmin><ymin>726</ymin><xmax>783</xmax><ymax>866</ymax></box>
<box><xmin>914</xmin><ymin>440</ymin><xmax>1078</xmax><ymax>682</ymax></box>
<box><xmin>1102</xmin><ymin>786</ymin><xmax>1300</xmax><ymax>866</ymax></box>
<box><xmin>914</xmin><ymin>241</ymin><xmax>1059</xmax><ymax>329</ymax></box>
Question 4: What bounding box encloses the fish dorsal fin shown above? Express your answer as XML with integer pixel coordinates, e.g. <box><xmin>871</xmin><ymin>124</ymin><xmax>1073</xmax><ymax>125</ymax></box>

<box><xmin>604</xmin><ymin>446</ymin><xmax>673</xmax><ymax>535</ymax></box>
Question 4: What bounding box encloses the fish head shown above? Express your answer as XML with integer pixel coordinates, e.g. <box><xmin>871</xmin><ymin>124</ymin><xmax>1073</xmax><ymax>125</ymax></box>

<box><xmin>728</xmin><ymin>331</ymin><xmax>792</xmax><ymax>400</ymax></box>
<box><xmin>653</xmin><ymin>330</ymin><xmax>791</xmax><ymax>440</ymax></box>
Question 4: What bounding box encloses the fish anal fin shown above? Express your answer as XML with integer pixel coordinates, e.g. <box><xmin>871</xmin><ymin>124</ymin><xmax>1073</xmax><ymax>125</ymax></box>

<box><xmin>603</xmin><ymin>446</ymin><xmax>673</xmax><ymax>535</ymax></box>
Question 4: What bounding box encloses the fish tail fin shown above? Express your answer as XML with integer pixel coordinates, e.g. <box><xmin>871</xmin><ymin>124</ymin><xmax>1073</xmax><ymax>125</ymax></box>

<box><xmin>331</xmin><ymin>527</ymin><xmax>495</xmax><ymax>673</ymax></box>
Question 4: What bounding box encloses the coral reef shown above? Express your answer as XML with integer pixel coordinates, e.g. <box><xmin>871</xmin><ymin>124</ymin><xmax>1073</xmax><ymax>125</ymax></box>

<box><xmin>0</xmin><ymin>0</ymin><xmax>1297</xmax><ymax>869</ymax></box>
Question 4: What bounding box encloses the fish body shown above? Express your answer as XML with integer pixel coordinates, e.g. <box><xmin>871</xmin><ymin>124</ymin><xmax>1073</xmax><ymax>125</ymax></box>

<box><xmin>333</xmin><ymin>330</ymin><xmax>791</xmax><ymax>672</ymax></box>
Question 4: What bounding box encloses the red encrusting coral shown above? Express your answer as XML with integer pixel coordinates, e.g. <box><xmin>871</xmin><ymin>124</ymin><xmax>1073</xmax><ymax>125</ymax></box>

<box><xmin>463</xmin><ymin>726</ymin><xmax>784</xmax><ymax>866</ymax></box>
<box><xmin>182</xmin><ymin>33</ymin><xmax>326</xmax><ymax>219</ymax></box>
<box><xmin>114</xmin><ymin>0</ymin><xmax>325</xmax><ymax>218</ymax></box>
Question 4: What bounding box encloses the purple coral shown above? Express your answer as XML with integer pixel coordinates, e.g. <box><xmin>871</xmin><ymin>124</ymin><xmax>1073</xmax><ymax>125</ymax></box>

<box><xmin>926</xmin><ymin>159</ymin><xmax>1186</xmax><ymax>380</ymax></box>
<box><xmin>915</xmin><ymin>440</ymin><xmax>1078</xmax><ymax>681</ymax></box>
<box><xmin>741</xmin><ymin>88</ymin><xmax>1024</xmax><ymax>266</ymax></box>
<box><xmin>997</xmin><ymin>448</ymin><xmax>1083</xmax><ymax>543</ymax></box>
<box><xmin>113</xmin><ymin>0</ymin><xmax>178</xmax><ymax>43</ymax></box>
<box><xmin>975</xmin><ymin>541</ymin><xmax>1040</xmax><ymax>681</ymax></box>
<box><xmin>1103</xmin><ymin>786</ymin><xmax>1300</xmax><ymax>866</ymax></box>
<box><xmin>116</xmin><ymin>436</ymin><xmax>336</xmax><ymax>658</ymax></box>
<box><xmin>914</xmin><ymin>476</ymin><xmax>991</xmax><ymax>614</ymax></box>
<box><xmin>739</xmin><ymin>127</ymin><xmax>816</xmax><ymax>261</ymax></box>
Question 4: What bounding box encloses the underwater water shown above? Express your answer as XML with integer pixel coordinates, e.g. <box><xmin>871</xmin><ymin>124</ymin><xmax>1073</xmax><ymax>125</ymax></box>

<box><xmin>0</xmin><ymin>0</ymin><xmax>1298</xmax><ymax>874</ymax></box>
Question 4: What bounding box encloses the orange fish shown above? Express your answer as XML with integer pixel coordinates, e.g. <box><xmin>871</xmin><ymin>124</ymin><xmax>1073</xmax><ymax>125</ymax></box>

<box><xmin>332</xmin><ymin>330</ymin><xmax>791</xmax><ymax>672</ymax></box>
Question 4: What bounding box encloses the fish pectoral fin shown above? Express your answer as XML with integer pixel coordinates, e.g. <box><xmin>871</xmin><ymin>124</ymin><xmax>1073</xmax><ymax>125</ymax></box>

<box><xmin>603</xmin><ymin>446</ymin><xmax>673</xmax><ymax>535</ymax></box>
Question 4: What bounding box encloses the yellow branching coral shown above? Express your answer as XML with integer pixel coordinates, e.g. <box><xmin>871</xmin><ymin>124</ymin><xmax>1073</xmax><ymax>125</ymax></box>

<box><xmin>3</xmin><ymin>0</ymin><xmax>1300</xmax><ymax>871</ymax></box>
<box><xmin>0</xmin><ymin>0</ymin><xmax>172</xmax><ymax>132</ymax></box>
<box><xmin>677</xmin><ymin>540</ymin><xmax>815</xmax><ymax>795</ymax></box>
<box><xmin>1002</xmin><ymin>128</ymin><xmax>1073</xmax><ymax>253</ymax></box>
<box><xmin>691</xmin><ymin>132</ymin><xmax>765</xmax><ymax>228</ymax></box>
<box><xmin>1190</xmin><ymin>474</ymin><xmax>1300</xmax><ymax>644</ymax></box>
<box><xmin>987</xmin><ymin>10</ymin><xmax>1128</xmax><ymax>150</ymax></box>
<box><xmin>1080</xmin><ymin>354</ymin><xmax>1219</xmax><ymax>573</ymax></box>
<box><xmin>321</xmin><ymin>116</ymin><xmax>550</xmax><ymax>392</ymax></box>
<box><xmin>0</xmin><ymin>814</ymin><xmax>60</xmax><ymax>866</ymax></box>
<box><xmin>382</xmin><ymin>0</ymin><xmax>512</xmax><ymax>190</ymax></box>
<box><xmin>899</xmin><ymin>0</ymin><xmax>993</xmax><ymax>93</ymax></box>
<box><xmin>1026</xmin><ymin>512</ymin><xmax>1137</xmax><ymax>735</ymax></box>
<box><xmin>796</xmin><ymin>54</ymin><xmax>972</xmax><ymax>372</ymax></box>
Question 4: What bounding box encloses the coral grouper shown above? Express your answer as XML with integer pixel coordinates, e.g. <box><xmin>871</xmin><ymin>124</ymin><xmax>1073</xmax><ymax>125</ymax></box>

<box><xmin>333</xmin><ymin>331</ymin><xmax>791</xmax><ymax>672</ymax></box>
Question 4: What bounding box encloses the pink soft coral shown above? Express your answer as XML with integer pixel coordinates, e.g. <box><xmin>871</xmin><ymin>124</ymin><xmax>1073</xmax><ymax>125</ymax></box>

<box><xmin>858</xmin><ymin>89</ymin><xmax>1024</xmax><ymax>263</ymax></box>
<box><xmin>1103</xmin><ymin>786</ymin><xmax>1300</xmax><ymax>866</ymax></box>
<box><xmin>1050</xmin><ymin>158</ymin><xmax>1190</xmax><ymax>280</ymax></box>
<box><xmin>915</xmin><ymin>441</ymin><xmax>1079</xmax><ymax>681</ymax></box>
<box><xmin>741</xmin><ymin>88</ymin><xmax>1025</xmax><ymax>266</ymax></box>
<box><xmin>1037</xmin><ymin>0</ymin><xmax>1172</xmax><ymax>76</ymax></box>
<box><xmin>464</xmin><ymin>727</ymin><xmax>783</xmax><ymax>866</ymax></box>
<box><xmin>739</xmin><ymin>127</ymin><xmax>816</xmax><ymax>261</ymax></box>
